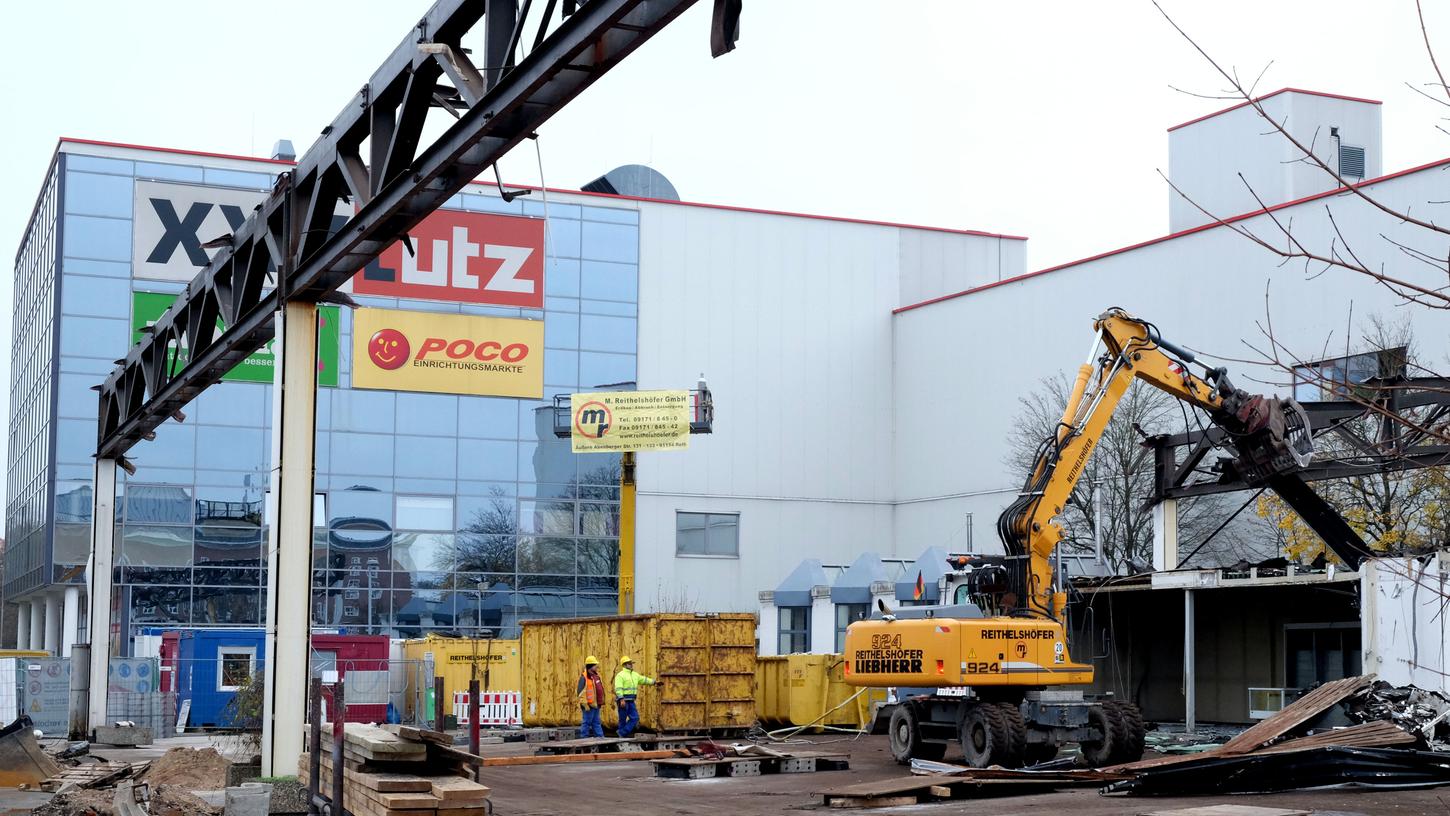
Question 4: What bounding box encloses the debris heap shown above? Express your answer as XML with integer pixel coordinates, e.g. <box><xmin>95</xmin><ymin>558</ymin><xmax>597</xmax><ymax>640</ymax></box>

<box><xmin>1343</xmin><ymin>680</ymin><xmax>1450</xmax><ymax>751</ymax></box>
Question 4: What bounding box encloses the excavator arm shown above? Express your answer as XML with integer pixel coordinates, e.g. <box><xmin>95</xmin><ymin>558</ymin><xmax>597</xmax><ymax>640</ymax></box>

<box><xmin>993</xmin><ymin>308</ymin><xmax>1313</xmax><ymax>618</ymax></box>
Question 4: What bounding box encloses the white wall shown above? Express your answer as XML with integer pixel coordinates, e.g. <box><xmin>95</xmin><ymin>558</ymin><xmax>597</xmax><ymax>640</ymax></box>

<box><xmin>1169</xmin><ymin>91</ymin><xmax>1382</xmax><ymax>231</ymax></box>
<box><xmin>633</xmin><ymin>201</ymin><xmax>1020</xmax><ymax>611</ymax></box>
<box><xmin>1362</xmin><ymin>555</ymin><xmax>1450</xmax><ymax>688</ymax></box>
<box><xmin>894</xmin><ymin>162</ymin><xmax>1450</xmax><ymax>556</ymax></box>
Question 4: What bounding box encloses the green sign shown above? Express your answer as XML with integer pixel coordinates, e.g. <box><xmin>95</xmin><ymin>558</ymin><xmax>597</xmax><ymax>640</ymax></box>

<box><xmin>131</xmin><ymin>292</ymin><xmax>340</xmax><ymax>386</ymax></box>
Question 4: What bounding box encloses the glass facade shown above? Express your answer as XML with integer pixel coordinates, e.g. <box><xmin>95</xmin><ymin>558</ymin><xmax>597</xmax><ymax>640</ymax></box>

<box><xmin>8</xmin><ymin>147</ymin><xmax>640</xmax><ymax>643</ymax></box>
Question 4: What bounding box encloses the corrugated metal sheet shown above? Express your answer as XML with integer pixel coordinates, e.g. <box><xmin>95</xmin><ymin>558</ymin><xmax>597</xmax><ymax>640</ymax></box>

<box><xmin>521</xmin><ymin>613</ymin><xmax>755</xmax><ymax>733</ymax></box>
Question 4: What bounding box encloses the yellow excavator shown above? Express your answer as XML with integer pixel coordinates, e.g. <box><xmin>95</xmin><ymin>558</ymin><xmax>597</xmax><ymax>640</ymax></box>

<box><xmin>844</xmin><ymin>308</ymin><xmax>1314</xmax><ymax>767</ymax></box>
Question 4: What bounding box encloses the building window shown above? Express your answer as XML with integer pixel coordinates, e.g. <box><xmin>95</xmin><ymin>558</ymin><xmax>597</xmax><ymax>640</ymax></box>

<box><xmin>835</xmin><ymin>603</ymin><xmax>869</xmax><ymax>652</ymax></box>
<box><xmin>217</xmin><ymin>647</ymin><xmax>256</xmax><ymax>692</ymax></box>
<box><xmin>778</xmin><ymin>606</ymin><xmax>810</xmax><ymax>654</ymax></box>
<box><xmin>1291</xmin><ymin>347</ymin><xmax>1406</xmax><ymax>402</ymax></box>
<box><xmin>675</xmin><ymin>512</ymin><xmax>739</xmax><ymax>557</ymax></box>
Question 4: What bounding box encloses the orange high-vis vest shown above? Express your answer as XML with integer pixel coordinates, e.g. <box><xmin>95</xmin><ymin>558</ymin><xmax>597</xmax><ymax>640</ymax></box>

<box><xmin>577</xmin><ymin>670</ymin><xmax>605</xmax><ymax>708</ymax></box>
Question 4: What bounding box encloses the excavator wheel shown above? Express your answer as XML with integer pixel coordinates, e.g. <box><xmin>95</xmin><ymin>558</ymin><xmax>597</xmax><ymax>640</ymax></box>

<box><xmin>992</xmin><ymin>702</ymin><xmax>1027</xmax><ymax>767</ymax></box>
<box><xmin>888</xmin><ymin>704</ymin><xmax>945</xmax><ymax>764</ymax></box>
<box><xmin>959</xmin><ymin>703</ymin><xmax>1015</xmax><ymax>768</ymax></box>
<box><xmin>1079</xmin><ymin>703</ymin><xmax>1125</xmax><ymax>767</ymax></box>
<box><xmin>1104</xmin><ymin>700</ymin><xmax>1145</xmax><ymax>763</ymax></box>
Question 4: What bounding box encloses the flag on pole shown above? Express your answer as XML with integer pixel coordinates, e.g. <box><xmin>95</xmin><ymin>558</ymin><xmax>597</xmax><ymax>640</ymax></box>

<box><xmin>913</xmin><ymin>571</ymin><xmax>925</xmax><ymax>601</ymax></box>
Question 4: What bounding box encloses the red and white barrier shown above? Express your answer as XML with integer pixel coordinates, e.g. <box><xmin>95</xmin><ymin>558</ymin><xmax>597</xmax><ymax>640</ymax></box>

<box><xmin>453</xmin><ymin>690</ymin><xmax>521</xmax><ymax>726</ymax></box>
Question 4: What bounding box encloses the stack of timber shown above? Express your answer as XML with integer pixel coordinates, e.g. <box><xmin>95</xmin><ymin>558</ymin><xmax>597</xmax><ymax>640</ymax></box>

<box><xmin>300</xmin><ymin>723</ymin><xmax>490</xmax><ymax>816</ymax></box>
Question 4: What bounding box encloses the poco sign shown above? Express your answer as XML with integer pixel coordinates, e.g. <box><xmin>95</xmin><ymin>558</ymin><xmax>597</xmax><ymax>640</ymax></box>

<box><xmin>352</xmin><ymin>307</ymin><xmax>543</xmax><ymax>398</ymax></box>
<box><xmin>353</xmin><ymin>210</ymin><xmax>546</xmax><ymax>308</ymax></box>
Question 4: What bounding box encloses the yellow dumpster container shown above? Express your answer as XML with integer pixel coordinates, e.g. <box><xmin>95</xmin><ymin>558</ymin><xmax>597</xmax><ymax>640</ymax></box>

<box><xmin>401</xmin><ymin>635</ymin><xmax>522</xmax><ymax>720</ymax></box>
<box><xmin>521</xmin><ymin>614</ymin><xmax>756</xmax><ymax>733</ymax></box>
<box><xmin>755</xmin><ymin>653</ymin><xmax>885</xmax><ymax>731</ymax></box>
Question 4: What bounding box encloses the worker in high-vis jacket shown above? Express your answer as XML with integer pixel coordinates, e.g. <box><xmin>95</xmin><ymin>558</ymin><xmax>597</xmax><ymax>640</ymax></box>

<box><xmin>613</xmin><ymin>655</ymin><xmax>661</xmax><ymax>738</ymax></box>
<box><xmin>576</xmin><ymin>656</ymin><xmax>606</xmax><ymax>738</ymax></box>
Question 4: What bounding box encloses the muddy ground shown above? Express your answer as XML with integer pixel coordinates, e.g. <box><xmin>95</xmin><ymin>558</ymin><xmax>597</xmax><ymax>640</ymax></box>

<box><xmin>475</xmin><ymin>734</ymin><xmax>1450</xmax><ymax>816</ymax></box>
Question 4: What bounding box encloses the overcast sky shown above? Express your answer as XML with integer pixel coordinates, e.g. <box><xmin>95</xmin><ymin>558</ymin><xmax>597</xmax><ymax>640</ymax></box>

<box><xmin>1</xmin><ymin>1</ymin><xmax>1448</xmax><ymax>507</ymax></box>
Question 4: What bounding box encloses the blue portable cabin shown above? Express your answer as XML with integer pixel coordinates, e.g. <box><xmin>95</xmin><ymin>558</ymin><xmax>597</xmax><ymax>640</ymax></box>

<box><xmin>175</xmin><ymin>628</ymin><xmax>266</xmax><ymax>727</ymax></box>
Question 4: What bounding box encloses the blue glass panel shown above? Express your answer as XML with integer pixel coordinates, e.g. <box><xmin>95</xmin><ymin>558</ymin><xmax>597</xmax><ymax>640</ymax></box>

<box><xmin>192</xmin><ymin>586</ymin><xmax>261</xmax><ymax>624</ymax></box>
<box><xmin>579</xmin><ymin>315</ymin><xmax>636</xmax><ymax>354</ymax></box>
<box><xmin>327</xmin><ymin>486</ymin><xmax>394</xmax><ymax>525</ymax></box>
<box><xmin>517</xmin><ymin>400</ymin><xmax>554</xmax><ymax>440</ymax></box>
<box><xmin>544</xmin><ymin>350</ymin><xmax>578</xmax><ymax>387</ymax></box>
<box><xmin>135</xmin><ymin>162</ymin><xmax>204</xmax><ymax>182</ymax></box>
<box><xmin>315</xmin><ymin>388</ymin><xmax>332</xmax><ymax>430</ymax></box>
<box><xmin>579</xmin><ymin>300</ymin><xmax>637</xmax><ymax>317</ymax></box>
<box><xmin>545</xmin><ymin>257</ymin><xmax>580</xmax><ymax>297</ymax></box>
<box><xmin>517</xmin><ymin>439</ymin><xmax>576</xmax><ymax>484</ymax></box>
<box><xmin>548</xmin><ymin>219</ymin><xmax>581</xmax><ymax>259</ymax></box>
<box><xmin>195</xmin><ymin>382</ymin><xmax>267</xmax><ymax>426</ymax></box>
<box><xmin>457</xmin><ymin>397</ymin><xmax>518</xmax><ymax>439</ymax></box>
<box><xmin>64</xmin><ymin>215</ymin><xmax>131</xmax><ymax>261</ymax></box>
<box><xmin>202</xmin><ymin>168</ymin><xmax>273</xmax><ymax>189</ymax></box>
<box><xmin>581</xmin><ymin>221</ymin><xmax>638</xmax><ymax>264</ymax></box>
<box><xmin>457</xmin><ymin>439</ymin><xmax>518</xmax><ymax>481</ymax></box>
<box><xmin>60</xmin><ymin>315</ymin><xmax>129</xmax><ymax>358</ymax></box>
<box><xmin>458</xmin><ymin>481</ymin><xmax>516</xmax><ymax>497</ymax></box>
<box><xmin>396</xmin><ymin>393</ymin><xmax>458</xmax><ymax>436</ymax></box>
<box><xmin>65</xmin><ymin>171</ymin><xmax>133</xmax><ymax>218</ymax></box>
<box><xmin>462</xmin><ymin>192</ymin><xmax>524</xmax><ymax>215</ymax></box>
<box><xmin>545</xmin><ymin>297</ymin><xmax>579</xmax><ymax>313</ymax></box>
<box><xmin>128</xmin><ymin>586</ymin><xmax>190</xmax><ymax>624</ymax></box>
<box><xmin>524</xmin><ymin>201</ymin><xmax>581</xmax><ymax>219</ymax></box>
<box><xmin>62</xmin><ymin>258</ymin><xmax>130</xmax><ymax>278</ymax></box>
<box><xmin>60</xmin><ymin>356</ymin><xmax>119</xmax><ymax>376</ymax></box>
<box><xmin>55</xmin><ymin>482</ymin><xmax>94</xmax><ymax>522</ymax></box>
<box><xmin>545</xmin><ymin>312</ymin><xmax>578</xmax><ymax>349</ymax></box>
<box><xmin>579</xmin><ymin>260</ymin><xmax>637</xmax><ymax>302</ymax></box>
<box><xmin>579</xmin><ymin>352</ymin><xmax>636</xmax><ymax>387</ymax></box>
<box><xmin>332</xmin><ymin>390</ymin><xmax>395</xmax><ymax>433</ymax></box>
<box><xmin>197</xmin><ymin>425</ymin><xmax>266</xmax><ymax>473</ymax></box>
<box><xmin>396</xmin><ymin>478</ymin><xmax>456</xmax><ymax>495</ymax></box>
<box><xmin>131</xmin><ymin>423</ymin><xmax>197</xmax><ymax>469</ymax></box>
<box><xmin>56</xmin><ymin>418</ymin><xmax>98</xmax><ymax>464</ymax></box>
<box><xmin>58</xmin><ymin>373</ymin><xmax>95</xmax><ymax>419</ymax></box>
<box><xmin>331</xmin><ymin>432</ymin><xmax>396</xmax><ymax>476</ymax></box>
<box><xmin>61</xmin><ymin>273</ymin><xmax>131</xmax><ymax>317</ymax></box>
<box><xmin>582</xmin><ymin>206</ymin><xmax>639</xmax><ymax>224</ymax></box>
<box><xmin>120</xmin><ymin>523</ymin><xmax>194</xmax><ymax>566</ymax></box>
<box><xmin>65</xmin><ymin>154</ymin><xmax>133</xmax><ymax>175</ymax></box>
<box><xmin>395</xmin><ymin>435</ymin><xmax>458</xmax><ymax>479</ymax></box>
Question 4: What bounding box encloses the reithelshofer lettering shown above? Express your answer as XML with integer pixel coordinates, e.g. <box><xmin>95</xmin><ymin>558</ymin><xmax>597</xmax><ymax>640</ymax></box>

<box><xmin>852</xmin><ymin>648</ymin><xmax>925</xmax><ymax>674</ymax></box>
<box><xmin>980</xmin><ymin>629</ymin><xmax>1056</xmax><ymax>639</ymax></box>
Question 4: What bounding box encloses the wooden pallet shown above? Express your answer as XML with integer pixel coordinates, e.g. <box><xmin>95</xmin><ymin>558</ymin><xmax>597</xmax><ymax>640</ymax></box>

<box><xmin>653</xmin><ymin>751</ymin><xmax>849</xmax><ymax>780</ymax></box>
<box><xmin>41</xmin><ymin>761</ymin><xmax>145</xmax><ymax>792</ymax></box>
<box><xmin>534</xmin><ymin>735</ymin><xmax>706</xmax><ymax>755</ymax></box>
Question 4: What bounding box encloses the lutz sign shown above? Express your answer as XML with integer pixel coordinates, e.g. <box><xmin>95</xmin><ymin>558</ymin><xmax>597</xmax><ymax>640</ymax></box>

<box><xmin>133</xmin><ymin>181</ymin><xmax>545</xmax><ymax>309</ymax></box>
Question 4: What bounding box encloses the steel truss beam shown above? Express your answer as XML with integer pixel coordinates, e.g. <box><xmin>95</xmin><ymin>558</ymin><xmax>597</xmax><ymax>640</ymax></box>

<box><xmin>96</xmin><ymin>0</ymin><xmax>711</xmax><ymax>459</ymax></box>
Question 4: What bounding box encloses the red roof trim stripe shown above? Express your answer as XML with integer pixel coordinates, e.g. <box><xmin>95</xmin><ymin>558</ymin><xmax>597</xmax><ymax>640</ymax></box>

<box><xmin>892</xmin><ymin>154</ymin><xmax>1450</xmax><ymax>315</ymax></box>
<box><xmin>58</xmin><ymin>137</ymin><xmax>1027</xmax><ymax>241</ymax></box>
<box><xmin>1167</xmin><ymin>88</ymin><xmax>1382</xmax><ymax>133</ymax></box>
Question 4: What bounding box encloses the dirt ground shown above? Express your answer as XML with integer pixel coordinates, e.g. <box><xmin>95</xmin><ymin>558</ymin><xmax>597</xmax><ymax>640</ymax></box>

<box><xmin>475</xmin><ymin>735</ymin><xmax>1450</xmax><ymax>816</ymax></box>
<box><xmin>138</xmin><ymin>748</ymin><xmax>232</xmax><ymax>791</ymax></box>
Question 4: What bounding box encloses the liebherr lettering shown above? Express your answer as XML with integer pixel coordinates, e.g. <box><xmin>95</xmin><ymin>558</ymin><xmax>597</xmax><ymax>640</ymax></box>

<box><xmin>852</xmin><ymin>648</ymin><xmax>925</xmax><ymax>675</ymax></box>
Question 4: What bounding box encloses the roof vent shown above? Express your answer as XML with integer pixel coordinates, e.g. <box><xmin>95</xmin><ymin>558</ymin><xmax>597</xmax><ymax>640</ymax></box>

<box><xmin>271</xmin><ymin>139</ymin><xmax>296</xmax><ymax>161</ymax></box>
<box><xmin>1339</xmin><ymin>144</ymin><xmax>1366</xmax><ymax>179</ymax></box>
<box><xmin>582</xmin><ymin>164</ymin><xmax>679</xmax><ymax>201</ymax></box>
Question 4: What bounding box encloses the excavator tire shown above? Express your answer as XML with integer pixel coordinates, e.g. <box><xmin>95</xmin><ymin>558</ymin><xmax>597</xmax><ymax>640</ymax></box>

<box><xmin>993</xmin><ymin>702</ymin><xmax>1027</xmax><ymax>767</ymax></box>
<box><xmin>888</xmin><ymin>704</ymin><xmax>944</xmax><ymax>764</ymax></box>
<box><xmin>1104</xmin><ymin>700</ymin><xmax>1146</xmax><ymax>763</ymax></box>
<box><xmin>960</xmin><ymin>703</ymin><xmax>1014</xmax><ymax>768</ymax></box>
<box><xmin>1079</xmin><ymin>703</ymin><xmax>1123</xmax><ymax>767</ymax></box>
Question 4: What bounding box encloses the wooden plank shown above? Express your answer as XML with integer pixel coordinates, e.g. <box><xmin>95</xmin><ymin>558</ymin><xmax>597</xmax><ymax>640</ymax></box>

<box><xmin>381</xmin><ymin>724</ymin><xmax>454</xmax><ymax>747</ymax></box>
<box><xmin>481</xmin><ymin>749</ymin><xmax>686</xmax><ymax>767</ymax></box>
<box><xmin>1256</xmin><ymin>721</ymin><xmax>1413</xmax><ymax>753</ymax></box>
<box><xmin>927</xmin><ymin>785</ymin><xmax>953</xmax><ymax>799</ymax></box>
<box><xmin>317</xmin><ymin>755</ymin><xmax>436</xmax><ymax>792</ymax></box>
<box><xmin>428</xmin><ymin>776</ymin><xmax>491</xmax><ymax>801</ymax></box>
<box><xmin>1217</xmin><ymin>674</ymin><xmax>1375</xmax><ymax>754</ymax></box>
<box><xmin>828</xmin><ymin>795</ymin><xmax>918</xmax><ymax>809</ymax></box>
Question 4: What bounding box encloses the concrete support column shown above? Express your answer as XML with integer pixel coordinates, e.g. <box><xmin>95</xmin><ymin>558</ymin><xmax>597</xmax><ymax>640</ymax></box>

<box><xmin>1184</xmin><ymin>588</ymin><xmax>1196</xmax><ymax>735</ymax></box>
<box><xmin>87</xmin><ymin>458</ymin><xmax>118</xmax><ymax>735</ymax></box>
<box><xmin>809</xmin><ymin>586</ymin><xmax>834</xmax><ymax>655</ymax></box>
<box><xmin>1153</xmin><ymin>499</ymin><xmax>1179</xmax><ymax>571</ymax></box>
<box><xmin>17</xmin><ymin>601</ymin><xmax>32</xmax><ymax>650</ymax></box>
<box><xmin>262</xmin><ymin>302</ymin><xmax>319</xmax><ymax>776</ymax></box>
<box><xmin>756</xmin><ymin>592</ymin><xmax>778</xmax><ymax>657</ymax></box>
<box><xmin>44</xmin><ymin>592</ymin><xmax>62</xmax><ymax>654</ymax></box>
<box><xmin>29</xmin><ymin>597</ymin><xmax>45</xmax><ymax>654</ymax></box>
<box><xmin>62</xmin><ymin>585</ymin><xmax>81</xmax><ymax>658</ymax></box>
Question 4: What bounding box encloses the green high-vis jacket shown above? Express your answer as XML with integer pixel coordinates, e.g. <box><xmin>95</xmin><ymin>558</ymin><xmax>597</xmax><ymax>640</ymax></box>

<box><xmin>613</xmin><ymin>667</ymin><xmax>655</xmax><ymax>699</ymax></box>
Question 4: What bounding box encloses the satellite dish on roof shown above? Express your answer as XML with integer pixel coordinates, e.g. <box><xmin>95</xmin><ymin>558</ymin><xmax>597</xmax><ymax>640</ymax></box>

<box><xmin>582</xmin><ymin>164</ymin><xmax>679</xmax><ymax>201</ymax></box>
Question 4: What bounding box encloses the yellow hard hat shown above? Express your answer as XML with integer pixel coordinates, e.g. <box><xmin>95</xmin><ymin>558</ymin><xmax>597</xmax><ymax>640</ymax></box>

<box><xmin>619</xmin><ymin>655</ymin><xmax>633</xmax><ymax>665</ymax></box>
<box><xmin>585</xmin><ymin>655</ymin><xmax>599</xmax><ymax>666</ymax></box>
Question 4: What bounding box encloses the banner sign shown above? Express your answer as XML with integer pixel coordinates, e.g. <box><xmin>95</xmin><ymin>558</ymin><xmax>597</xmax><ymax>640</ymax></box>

<box><xmin>22</xmin><ymin>659</ymin><xmax>70</xmax><ymax>735</ymax></box>
<box><xmin>132</xmin><ymin>292</ymin><xmax>340</xmax><ymax>386</ymax></box>
<box><xmin>132</xmin><ymin>180</ymin><xmax>272</xmax><ymax>282</ymax></box>
<box><xmin>352</xmin><ymin>210</ymin><xmax>546</xmax><ymax>308</ymax></box>
<box><xmin>352</xmin><ymin>307</ymin><xmax>543</xmax><ymax>398</ymax></box>
<box><xmin>570</xmin><ymin>390</ymin><xmax>691</xmax><ymax>453</ymax></box>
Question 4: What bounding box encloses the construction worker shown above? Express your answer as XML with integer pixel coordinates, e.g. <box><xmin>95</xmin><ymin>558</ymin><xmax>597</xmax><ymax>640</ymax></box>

<box><xmin>576</xmin><ymin>656</ymin><xmax>606</xmax><ymax>738</ymax></box>
<box><xmin>613</xmin><ymin>655</ymin><xmax>661</xmax><ymax>738</ymax></box>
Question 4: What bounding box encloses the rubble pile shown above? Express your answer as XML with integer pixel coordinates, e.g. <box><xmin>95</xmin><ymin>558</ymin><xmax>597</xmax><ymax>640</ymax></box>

<box><xmin>138</xmin><ymin>748</ymin><xmax>232</xmax><ymax>791</ymax></box>
<box><xmin>1343</xmin><ymin>680</ymin><xmax>1450</xmax><ymax>751</ymax></box>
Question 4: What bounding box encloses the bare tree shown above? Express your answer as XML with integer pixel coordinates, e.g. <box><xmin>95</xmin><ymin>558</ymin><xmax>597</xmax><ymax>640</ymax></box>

<box><xmin>1005</xmin><ymin>373</ymin><xmax>1236</xmax><ymax>571</ymax></box>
